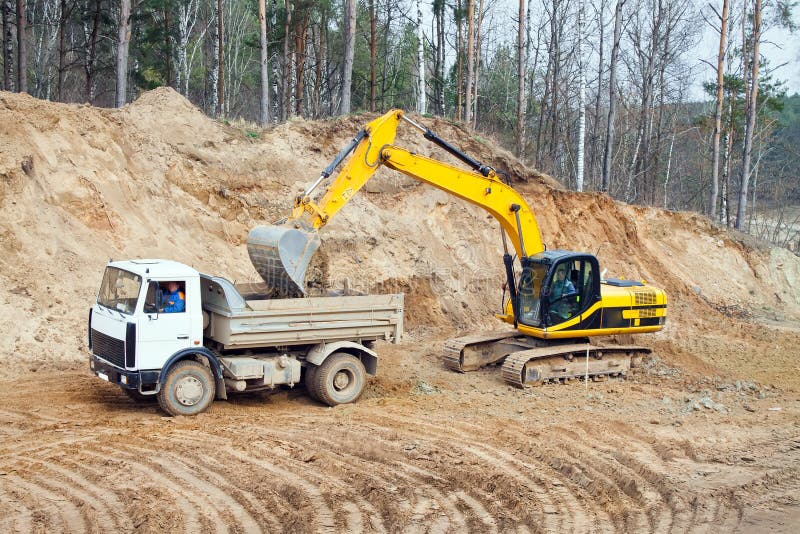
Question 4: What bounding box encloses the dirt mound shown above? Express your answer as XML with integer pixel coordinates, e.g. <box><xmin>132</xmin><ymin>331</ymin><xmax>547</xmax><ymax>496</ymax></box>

<box><xmin>0</xmin><ymin>87</ymin><xmax>798</xmax><ymax>388</ymax></box>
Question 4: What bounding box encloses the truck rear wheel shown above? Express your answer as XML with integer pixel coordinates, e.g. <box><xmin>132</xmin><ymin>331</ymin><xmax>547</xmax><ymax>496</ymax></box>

<box><xmin>310</xmin><ymin>353</ymin><xmax>366</xmax><ymax>406</ymax></box>
<box><xmin>305</xmin><ymin>365</ymin><xmax>320</xmax><ymax>401</ymax></box>
<box><xmin>157</xmin><ymin>360</ymin><xmax>215</xmax><ymax>416</ymax></box>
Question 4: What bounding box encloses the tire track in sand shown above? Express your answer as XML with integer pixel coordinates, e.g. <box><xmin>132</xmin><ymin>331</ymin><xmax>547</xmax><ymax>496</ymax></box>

<box><xmin>3</xmin><ymin>474</ymin><xmax>86</xmax><ymax>532</ymax></box>
<box><xmin>81</xmin><ymin>447</ymin><xmax>207</xmax><ymax>533</ymax></box>
<box><xmin>376</xmin><ymin>412</ymin><xmax>598</xmax><ymax>532</ymax></box>
<box><xmin>125</xmin><ymin>443</ymin><xmax>262</xmax><ymax>533</ymax></box>
<box><xmin>266</xmin><ymin>422</ymin><xmax>504</xmax><ymax>531</ymax></box>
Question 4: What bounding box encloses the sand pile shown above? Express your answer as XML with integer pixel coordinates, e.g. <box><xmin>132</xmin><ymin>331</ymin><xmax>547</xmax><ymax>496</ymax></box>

<box><xmin>0</xmin><ymin>87</ymin><xmax>798</xmax><ymax>386</ymax></box>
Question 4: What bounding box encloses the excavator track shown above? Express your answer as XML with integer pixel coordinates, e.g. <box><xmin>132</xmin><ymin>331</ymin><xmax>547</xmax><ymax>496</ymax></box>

<box><xmin>443</xmin><ymin>331</ymin><xmax>519</xmax><ymax>372</ymax></box>
<box><xmin>501</xmin><ymin>344</ymin><xmax>650</xmax><ymax>388</ymax></box>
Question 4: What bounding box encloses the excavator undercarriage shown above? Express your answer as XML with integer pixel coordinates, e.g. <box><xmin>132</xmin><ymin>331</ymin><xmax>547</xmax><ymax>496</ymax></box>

<box><xmin>443</xmin><ymin>331</ymin><xmax>650</xmax><ymax>387</ymax></box>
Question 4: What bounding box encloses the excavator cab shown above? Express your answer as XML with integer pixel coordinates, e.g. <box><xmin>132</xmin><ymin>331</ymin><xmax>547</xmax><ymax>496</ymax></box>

<box><xmin>515</xmin><ymin>252</ymin><xmax>601</xmax><ymax>330</ymax></box>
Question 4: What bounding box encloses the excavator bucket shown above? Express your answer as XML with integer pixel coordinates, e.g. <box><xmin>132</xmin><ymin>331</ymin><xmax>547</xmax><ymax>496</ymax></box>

<box><xmin>247</xmin><ymin>223</ymin><xmax>321</xmax><ymax>297</ymax></box>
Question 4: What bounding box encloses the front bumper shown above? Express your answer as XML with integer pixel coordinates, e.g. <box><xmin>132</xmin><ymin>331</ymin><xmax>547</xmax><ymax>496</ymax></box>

<box><xmin>90</xmin><ymin>354</ymin><xmax>159</xmax><ymax>391</ymax></box>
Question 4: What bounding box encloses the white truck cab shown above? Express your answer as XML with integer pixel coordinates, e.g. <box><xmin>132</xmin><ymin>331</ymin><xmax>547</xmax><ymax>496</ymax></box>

<box><xmin>89</xmin><ymin>259</ymin><xmax>404</xmax><ymax>416</ymax></box>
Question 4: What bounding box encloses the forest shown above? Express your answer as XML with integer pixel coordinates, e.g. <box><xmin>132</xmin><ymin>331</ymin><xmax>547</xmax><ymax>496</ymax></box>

<box><xmin>1</xmin><ymin>0</ymin><xmax>798</xmax><ymax>251</ymax></box>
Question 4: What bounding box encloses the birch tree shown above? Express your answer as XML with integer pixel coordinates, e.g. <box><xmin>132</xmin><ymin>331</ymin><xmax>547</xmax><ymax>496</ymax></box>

<box><xmin>369</xmin><ymin>0</ymin><xmax>376</xmax><ymax>111</ymax></box>
<box><xmin>116</xmin><ymin>0</ymin><xmax>131</xmax><ymax>107</ymax></box>
<box><xmin>175</xmin><ymin>0</ymin><xmax>200</xmax><ymax>97</ymax></box>
<box><xmin>602</xmin><ymin>0</ymin><xmax>625</xmax><ymax>192</ymax></box>
<box><xmin>576</xmin><ymin>0</ymin><xmax>586</xmax><ymax>191</ymax></box>
<box><xmin>465</xmin><ymin>0</ymin><xmax>474</xmax><ymax>124</ymax></box>
<box><xmin>258</xmin><ymin>0</ymin><xmax>268</xmax><ymax>124</ymax></box>
<box><xmin>416</xmin><ymin>0</ymin><xmax>425</xmax><ymax>114</ymax></box>
<box><xmin>709</xmin><ymin>0</ymin><xmax>729</xmax><ymax>219</ymax></box>
<box><xmin>736</xmin><ymin>0</ymin><xmax>761</xmax><ymax>230</ymax></box>
<box><xmin>340</xmin><ymin>0</ymin><xmax>355</xmax><ymax>114</ymax></box>
<box><xmin>516</xmin><ymin>0</ymin><xmax>526</xmax><ymax>157</ymax></box>
<box><xmin>208</xmin><ymin>0</ymin><xmax>219</xmax><ymax>115</ymax></box>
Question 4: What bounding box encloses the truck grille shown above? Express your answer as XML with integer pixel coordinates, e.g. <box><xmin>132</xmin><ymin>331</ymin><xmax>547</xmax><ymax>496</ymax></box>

<box><xmin>91</xmin><ymin>329</ymin><xmax>125</xmax><ymax>368</ymax></box>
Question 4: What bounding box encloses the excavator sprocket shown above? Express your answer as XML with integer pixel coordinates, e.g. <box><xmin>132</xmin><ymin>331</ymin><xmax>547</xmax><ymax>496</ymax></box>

<box><xmin>501</xmin><ymin>344</ymin><xmax>651</xmax><ymax>387</ymax></box>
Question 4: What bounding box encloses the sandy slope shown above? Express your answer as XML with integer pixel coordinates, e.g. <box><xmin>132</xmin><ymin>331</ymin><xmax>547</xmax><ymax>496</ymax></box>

<box><xmin>0</xmin><ymin>88</ymin><xmax>798</xmax><ymax>532</ymax></box>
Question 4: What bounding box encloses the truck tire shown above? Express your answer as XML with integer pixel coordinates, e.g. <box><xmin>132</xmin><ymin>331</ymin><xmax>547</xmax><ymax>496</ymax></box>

<box><xmin>305</xmin><ymin>365</ymin><xmax>320</xmax><ymax>401</ymax></box>
<box><xmin>310</xmin><ymin>352</ymin><xmax>366</xmax><ymax>406</ymax></box>
<box><xmin>157</xmin><ymin>360</ymin><xmax>215</xmax><ymax>416</ymax></box>
<box><xmin>123</xmin><ymin>388</ymin><xmax>156</xmax><ymax>403</ymax></box>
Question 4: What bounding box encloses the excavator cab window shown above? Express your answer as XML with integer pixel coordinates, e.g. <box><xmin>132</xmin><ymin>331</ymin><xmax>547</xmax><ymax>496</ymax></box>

<box><xmin>517</xmin><ymin>261</ymin><xmax>548</xmax><ymax>327</ymax></box>
<box><xmin>544</xmin><ymin>258</ymin><xmax>598</xmax><ymax>327</ymax></box>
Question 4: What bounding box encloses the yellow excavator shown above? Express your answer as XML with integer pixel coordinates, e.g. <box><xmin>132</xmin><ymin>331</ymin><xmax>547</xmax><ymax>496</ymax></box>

<box><xmin>247</xmin><ymin>110</ymin><xmax>667</xmax><ymax>386</ymax></box>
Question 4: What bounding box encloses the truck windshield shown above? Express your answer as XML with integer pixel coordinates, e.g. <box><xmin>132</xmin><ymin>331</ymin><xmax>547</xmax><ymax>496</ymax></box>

<box><xmin>517</xmin><ymin>261</ymin><xmax>549</xmax><ymax>327</ymax></box>
<box><xmin>98</xmin><ymin>267</ymin><xmax>142</xmax><ymax>315</ymax></box>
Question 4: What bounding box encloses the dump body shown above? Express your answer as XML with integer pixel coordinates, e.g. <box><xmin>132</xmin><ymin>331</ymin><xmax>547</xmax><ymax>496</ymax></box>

<box><xmin>200</xmin><ymin>274</ymin><xmax>404</xmax><ymax>349</ymax></box>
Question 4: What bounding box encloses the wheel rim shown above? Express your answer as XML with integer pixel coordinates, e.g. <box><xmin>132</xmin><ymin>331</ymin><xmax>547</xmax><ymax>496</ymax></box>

<box><xmin>175</xmin><ymin>376</ymin><xmax>205</xmax><ymax>406</ymax></box>
<box><xmin>333</xmin><ymin>369</ymin><xmax>353</xmax><ymax>391</ymax></box>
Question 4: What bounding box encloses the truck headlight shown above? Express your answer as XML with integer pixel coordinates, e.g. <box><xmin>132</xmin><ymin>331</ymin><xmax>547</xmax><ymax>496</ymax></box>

<box><xmin>120</xmin><ymin>375</ymin><xmax>128</xmax><ymax>385</ymax></box>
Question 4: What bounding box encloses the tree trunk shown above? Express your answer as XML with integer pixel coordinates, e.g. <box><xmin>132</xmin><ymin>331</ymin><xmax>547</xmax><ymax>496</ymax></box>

<box><xmin>434</xmin><ymin>0</ymin><xmax>445</xmax><ymax>115</ymax></box>
<box><xmin>164</xmin><ymin>0</ymin><xmax>172</xmax><ymax>87</ymax></box>
<box><xmin>16</xmin><ymin>0</ymin><xmax>25</xmax><ymax>93</ymax></box>
<box><xmin>340</xmin><ymin>0</ymin><xmax>355</xmax><ymax>114</ymax></box>
<box><xmin>576</xmin><ymin>0</ymin><xmax>585</xmax><ymax>191</ymax></box>
<box><xmin>369</xmin><ymin>0</ymin><xmax>376</xmax><ymax>111</ymax></box>
<box><xmin>416</xmin><ymin>0</ymin><xmax>425</xmax><ymax>114</ymax></box>
<box><xmin>85</xmin><ymin>0</ymin><xmax>100</xmax><ymax>103</ymax></box>
<box><xmin>115</xmin><ymin>0</ymin><xmax>131</xmax><ymax>107</ymax></box>
<box><xmin>176</xmin><ymin>0</ymin><xmax>198</xmax><ymax>97</ymax></box>
<box><xmin>58</xmin><ymin>0</ymin><xmax>72</xmax><ymax>100</ymax></box>
<box><xmin>258</xmin><ymin>0</ymin><xmax>269</xmax><ymax>124</ymax></box>
<box><xmin>472</xmin><ymin>0</ymin><xmax>483</xmax><ymax>127</ymax></box>
<box><xmin>547</xmin><ymin>0</ymin><xmax>561</xmax><ymax>167</ymax></box>
<box><xmin>217</xmin><ymin>0</ymin><xmax>224</xmax><ymax>116</ymax></box>
<box><xmin>590</xmin><ymin>0</ymin><xmax>606</xmax><ymax>188</ymax></box>
<box><xmin>281</xmin><ymin>0</ymin><xmax>290</xmax><ymax>120</ymax></box>
<box><xmin>735</xmin><ymin>0</ymin><xmax>761</xmax><ymax>230</ymax></box>
<box><xmin>465</xmin><ymin>0</ymin><xmax>474</xmax><ymax>124</ymax></box>
<box><xmin>601</xmin><ymin>0</ymin><xmax>624</xmax><ymax>192</ymax></box>
<box><xmin>208</xmin><ymin>0</ymin><xmax>219</xmax><ymax>115</ymax></box>
<box><xmin>3</xmin><ymin>0</ymin><xmax>13</xmax><ymax>92</ymax></box>
<box><xmin>456</xmin><ymin>0</ymin><xmax>463</xmax><ymax>121</ymax></box>
<box><xmin>294</xmin><ymin>13</ymin><xmax>308</xmax><ymax>116</ymax></box>
<box><xmin>516</xmin><ymin>0</ymin><xmax>526</xmax><ymax>157</ymax></box>
<box><xmin>709</xmin><ymin>0</ymin><xmax>729</xmax><ymax>219</ymax></box>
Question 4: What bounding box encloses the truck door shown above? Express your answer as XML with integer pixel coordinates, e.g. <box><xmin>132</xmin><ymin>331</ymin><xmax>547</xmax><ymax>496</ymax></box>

<box><xmin>137</xmin><ymin>279</ymin><xmax>193</xmax><ymax>369</ymax></box>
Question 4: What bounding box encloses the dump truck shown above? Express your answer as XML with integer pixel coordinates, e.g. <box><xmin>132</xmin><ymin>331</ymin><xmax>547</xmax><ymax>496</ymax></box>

<box><xmin>89</xmin><ymin>259</ymin><xmax>403</xmax><ymax>416</ymax></box>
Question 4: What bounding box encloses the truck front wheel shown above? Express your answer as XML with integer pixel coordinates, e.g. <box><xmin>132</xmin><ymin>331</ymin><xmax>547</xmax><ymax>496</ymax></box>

<box><xmin>310</xmin><ymin>352</ymin><xmax>366</xmax><ymax>406</ymax></box>
<box><xmin>158</xmin><ymin>360</ymin><xmax>216</xmax><ymax>416</ymax></box>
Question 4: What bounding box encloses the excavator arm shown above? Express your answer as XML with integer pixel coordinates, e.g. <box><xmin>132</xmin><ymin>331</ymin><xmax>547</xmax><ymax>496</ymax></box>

<box><xmin>248</xmin><ymin>109</ymin><xmax>543</xmax><ymax>297</ymax></box>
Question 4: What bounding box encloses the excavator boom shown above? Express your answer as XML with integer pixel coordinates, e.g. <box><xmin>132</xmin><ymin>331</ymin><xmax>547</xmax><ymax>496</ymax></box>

<box><xmin>248</xmin><ymin>109</ymin><xmax>542</xmax><ymax>297</ymax></box>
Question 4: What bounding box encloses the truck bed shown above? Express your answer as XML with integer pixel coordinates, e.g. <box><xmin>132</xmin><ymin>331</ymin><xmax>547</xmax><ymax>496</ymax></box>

<box><xmin>200</xmin><ymin>275</ymin><xmax>404</xmax><ymax>350</ymax></box>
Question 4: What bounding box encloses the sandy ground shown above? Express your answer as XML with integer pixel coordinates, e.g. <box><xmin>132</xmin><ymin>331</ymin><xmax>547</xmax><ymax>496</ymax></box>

<box><xmin>1</xmin><ymin>88</ymin><xmax>799</xmax><ymax>532</ymax></box>
<box><xmin>1</xmin><ymin>340</ymin><xmax>798</xmax><ymax>533</ymax></box>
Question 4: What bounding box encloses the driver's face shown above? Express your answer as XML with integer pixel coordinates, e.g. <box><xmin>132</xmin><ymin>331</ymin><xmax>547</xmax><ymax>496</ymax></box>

<box><xmin>556</xmin><ymin>270</ymin><xmax>566</xmax><ymax>280</ymax></box>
